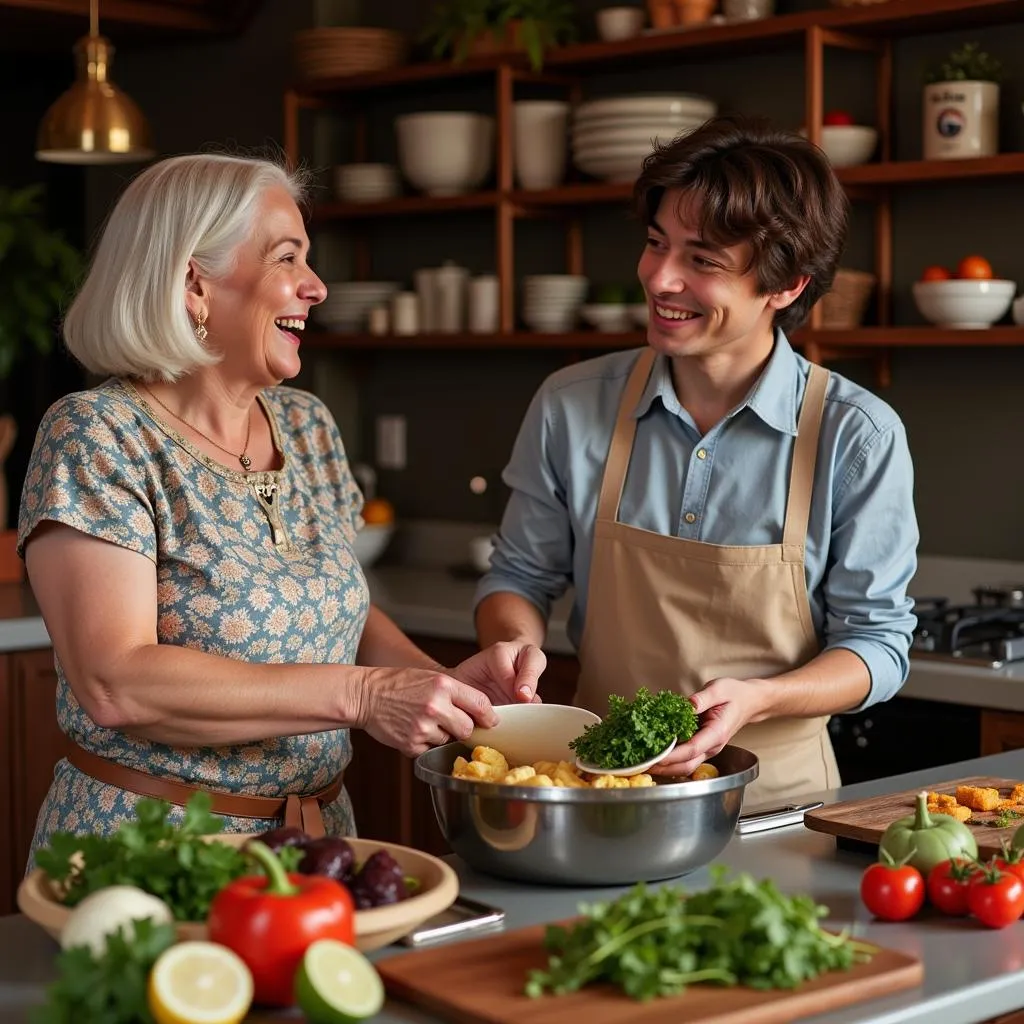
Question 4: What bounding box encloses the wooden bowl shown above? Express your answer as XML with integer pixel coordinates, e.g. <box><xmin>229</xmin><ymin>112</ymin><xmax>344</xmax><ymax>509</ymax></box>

<box><xmin>17</xmin><ymin>834</ymin><xmax>458</xmax><ymax>952</ymax></box>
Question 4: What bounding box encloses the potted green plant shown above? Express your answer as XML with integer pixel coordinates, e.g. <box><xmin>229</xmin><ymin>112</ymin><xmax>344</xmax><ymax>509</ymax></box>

<box><xmin>0</xmin><ymin>183</ymin><xmax>82</xmax><ymax>574</ymax></box>
<box><xmin>923</xmin><ymin>42</ymin><xmax>1004</xmax><ymax>160</ymax></box>
<box><xmin>422</xmin><ymin>0</ymin><xmax>576</xmax><ymax>71</ymax></box>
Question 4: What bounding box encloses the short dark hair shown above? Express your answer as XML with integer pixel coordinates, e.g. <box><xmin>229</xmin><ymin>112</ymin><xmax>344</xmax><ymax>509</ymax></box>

<box><xmin>633</xmin><ymin>115</ymin><xmax>849</xmax><ymax>334</ymax></box>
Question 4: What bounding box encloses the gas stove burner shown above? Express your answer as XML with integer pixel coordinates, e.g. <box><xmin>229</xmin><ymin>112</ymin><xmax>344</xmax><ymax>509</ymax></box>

<box><xmin>911</xmin><ymin>589</ymin><xmax>1024</xmax><ymax>668</ymax></box>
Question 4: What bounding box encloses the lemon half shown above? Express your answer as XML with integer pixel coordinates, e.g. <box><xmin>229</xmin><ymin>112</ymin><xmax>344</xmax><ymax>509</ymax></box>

<box><xmin>147</xmin><ymin>941</ymin><xmax>253</xmax><ymax>1024</ymax></box>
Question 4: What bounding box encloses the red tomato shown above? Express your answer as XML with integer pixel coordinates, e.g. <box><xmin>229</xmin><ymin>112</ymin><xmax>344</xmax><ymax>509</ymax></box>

<box><xmin>957</xmin><ymin>254</ymin><xmax>994</xmax><ymax>280</ymax></box>
<box><xmin>927</xmin><ymin>858</ymin><xmax>977</xmax><ymax>916</ymax></box>
<box><xmin>967</xmin><ymin>867</ymin><xmax>1024</xmax><ymax>929</ymax></box>
<box><xmin>824</xmin><ymin>110</ymin><xmax>855</xmax><ymax>127</ymax></box>
<box><xmin>861</xmin><ymin>860</ymin><xmax>925</xmax><ymax>921</ymax></box>
<box><xmin>992</xmin><ymin>845</ymin><xmax>1024</xmax><ymax>885</ymax></box>
<box><xmin>920</xmin><ymin>265</ymin><xmax>952</xmax><ymax>282</ymax></box>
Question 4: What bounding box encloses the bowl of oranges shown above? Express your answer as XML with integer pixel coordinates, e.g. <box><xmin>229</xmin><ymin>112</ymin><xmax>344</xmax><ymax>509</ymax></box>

<box><xmin>913</xmin><ymin>255</ymin><xmax>1015</xmax><ymax>329</ymax></box>
<box><xmin>353</xmin><ymin>498</ymin><xmax>395</xmax><ymax>568</ymax></box>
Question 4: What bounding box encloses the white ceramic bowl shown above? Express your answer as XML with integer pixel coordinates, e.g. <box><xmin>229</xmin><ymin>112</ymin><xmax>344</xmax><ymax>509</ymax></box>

<box><xmin>575</xmin><ymin>94</ymin><xmax>717</xmax><ymax>122</ymax></box>
<box><xmin>333</xmin><ymin>163</ymin><xmax>400</xmax><ymax>202</ymax></box>
<box><xmin>1013</xmin><ymin>294</ymin><xmax>1024</xmax><ymax>326</ymax></box>
<box><xmin>353</xmin><ymin>523</ymin><xmax>395</xmax><ymax>567</ymax></box>
<box><xmin>596</xmin><ymin>6</ymin><xmax>646</xmax><ymax>41</ymax></box>
<box><xmin>580</xmin><ymin>303</ymin><xmax>632</xmax><ymax>332</ymax></box>
<box><xmin>912</xmin><ymin>279</ymin><xmax>1015</xmax><ymax>329</ymax></box>
<box><xmin>468</xmin><ymin>535</ymin><xmax>494</xmax><ymax>573</ymax></box>
<box><xmin>819</xmin><ymin>125</ymin><xmax>878</xmax><ymax>167</ymax></box>
<box><xmin>395</xmin><ymin>112</ymin><xmax>494</xmax><ymax>196</ymax></box>
<box><xmin>628</xmin><ymin>302</ymin><xmax>649</xmax><ymax>326</ymax></box>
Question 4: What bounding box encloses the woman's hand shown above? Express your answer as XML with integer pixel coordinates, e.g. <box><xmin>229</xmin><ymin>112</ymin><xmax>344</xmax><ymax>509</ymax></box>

<box><xmin>648</xmin><ymin>677</ymin><xmax>770</xmax><ymax>777</ymax></box>
<box><xmin>449</xmin><ymin>641</ymin><xmax>547</xmax><ymax>706</ymax></box>
<box><xmin>357</xmin><ymin>667</ymin><xmax>499</xmax><ymax>757</ymax></box>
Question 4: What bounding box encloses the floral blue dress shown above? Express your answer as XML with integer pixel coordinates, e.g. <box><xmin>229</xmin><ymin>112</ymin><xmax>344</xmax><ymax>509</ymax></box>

<box><xmin>17</xmin><ymin>379</ymin><xmax>370</xmax><ymax>869</ymax></box>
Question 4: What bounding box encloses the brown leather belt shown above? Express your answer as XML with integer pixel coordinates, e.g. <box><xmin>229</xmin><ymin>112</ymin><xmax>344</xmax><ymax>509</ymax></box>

<box><xmin>67</xmin><ymin>745</ymin><xmax>343</xmax><ymax>839</ymax></box>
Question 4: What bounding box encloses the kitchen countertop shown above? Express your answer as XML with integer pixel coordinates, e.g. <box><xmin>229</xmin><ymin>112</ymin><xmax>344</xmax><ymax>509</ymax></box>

<box><xmin>7</xmin><ymin>564</ymin><xmax>1024</xmax><ymax>713</ymax></box>
<box><xmin>5</xmin><ymin>749</ymin><xmax>1024</xmax><ymax>1023</ymax></box>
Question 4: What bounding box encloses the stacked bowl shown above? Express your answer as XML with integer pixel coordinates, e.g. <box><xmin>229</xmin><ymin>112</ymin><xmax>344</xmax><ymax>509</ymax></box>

<box><xmin>522</xmin><ymin>275</ymin><xmax>589</xmax><ymax>332</ymax></box>
<box><xmin>333</xmin><ymin>164</ymin><xmax>400</xmax><ymax>203</ymax></box>
<box><xmin>316</xmin><ymin>282</ymin><xmax>401</xmax><ymax>332</ymax></box>
<box><xmin>571</xmin><ymin>93</ymin><xmax>717</xmax><ymax>182</ymax></box>
<box><xmin>396</xmin><ymin>112</ymin><xmax>495</xmax><ymax>196</ymax></box>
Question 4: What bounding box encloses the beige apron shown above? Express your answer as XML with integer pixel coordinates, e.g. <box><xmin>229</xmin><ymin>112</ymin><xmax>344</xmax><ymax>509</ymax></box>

<box><xmin>575</xmin><ymin>348</ymin><xmax>841</xmax><ymax>808</ymax></box>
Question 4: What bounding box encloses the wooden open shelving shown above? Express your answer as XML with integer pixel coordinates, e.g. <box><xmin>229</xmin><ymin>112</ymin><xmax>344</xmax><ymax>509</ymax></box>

<box><xmin>310</xmin><ymin>154</ymin><xmax>1024</xmax><ymax>223</ymax></box>
<box><xmin>303</xmin><ymin>326</ymin><xmax>1024</xmax><ymax>351</ymax></box>
<box><xmin>285</xmin><ymin>0</ymin><xmax>1024</xmax><ymax>368</ymax></box>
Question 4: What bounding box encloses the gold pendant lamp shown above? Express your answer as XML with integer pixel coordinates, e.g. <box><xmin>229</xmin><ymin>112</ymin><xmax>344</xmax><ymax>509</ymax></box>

<box><xmin>36</xmin><ymin>0</ymin><xmax>154</xmax><ymax>164</ymax></box>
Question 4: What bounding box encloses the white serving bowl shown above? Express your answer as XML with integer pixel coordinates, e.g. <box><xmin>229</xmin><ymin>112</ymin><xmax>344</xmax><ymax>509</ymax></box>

<box><xmin>628</xmin><ymin>302</ymin><xmax>649</xmax><ymax>326</ymax></box>
<box><xmin>1013</xmin><ymin>294</ymin><xmax>1024</xmax><ymax>326</ymax></box>
<box><xmin>353</xmin><ymin>523</ymin><xmax>395</xmax><ymax>567</ymax></box>
<box><xmin>575</xmin><ymin>94</ymin><xmax>717</xmax><ymax>122</ymax></box>
<box><xmin>395</xmin><ymin>112</ymin><xmax>494</xmax><ymax>196</ymax></box>
<box><xmin>912</xmin><ymin>279</ymin><xmax>1015</xmax><ymax>329</ymax></box>
<box><xmin>819</xmin><ymin>125</ymin><xmax>878</xmax><ymax>167</ymax></box>
<box><xmin>580</xmin><ymin>303</ymin><xmax>632</xmax><ymax>332</ymax></box>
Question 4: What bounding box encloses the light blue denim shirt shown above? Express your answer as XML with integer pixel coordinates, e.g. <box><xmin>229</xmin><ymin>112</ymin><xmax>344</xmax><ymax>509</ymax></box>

<box><xmin>475</xmin><ymin>331</ymin><xmax>919</xmax><ymax>710</ymax></box>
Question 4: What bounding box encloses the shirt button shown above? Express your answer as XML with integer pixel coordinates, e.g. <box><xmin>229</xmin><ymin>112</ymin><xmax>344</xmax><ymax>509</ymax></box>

<box><xmin>696</xmin><ymin>449</ymin><xmax>707</xmax><ymax>460</ymax></box>
<box><xmin>684</xmin><ymin>512</ymin><xmax>697</xmax><ymax>524</ymax></box>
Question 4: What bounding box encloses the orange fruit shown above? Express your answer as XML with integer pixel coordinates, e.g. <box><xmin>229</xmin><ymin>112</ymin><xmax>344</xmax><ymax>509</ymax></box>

<box><xmin>362</xmin><ymin>498</ymin><xmax>395</xmax><ymax>525</ymax></box>
<box><xmin>920</xmin><ymin>265</ymin><xmax>952</xmax><ymax>282</ymax></box>
<box><xmin>956</xmin><ymin>255</ymin><xmax>993</xmax><ymax>280</ymax></box>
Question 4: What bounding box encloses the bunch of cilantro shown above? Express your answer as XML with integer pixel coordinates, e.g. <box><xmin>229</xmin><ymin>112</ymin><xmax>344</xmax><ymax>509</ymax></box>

<box><xmin>569</xmin><ymin>688</ymin><xmax>698</xmax><ymax>770</ymax></box>
<box><xmin>33</xmin><ymin>918</ymin><xmax>175</xmax><ymax>1024</ymax></box>
<box><xmin>35</xmin><ymin>791</ymin><xmax>300</xmax><ymax>922</ymax></box>
<box><xmin>525</xmin><ymin>868</ymin><xmax>874</xmax><ymax>1001</ymax></box>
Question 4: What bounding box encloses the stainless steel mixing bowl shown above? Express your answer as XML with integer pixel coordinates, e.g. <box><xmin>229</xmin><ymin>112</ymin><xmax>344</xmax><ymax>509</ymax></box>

<box><xmin>413</xmin><ymin>743</ymin><xmax>758</xmax><ymax>886</ymax></box>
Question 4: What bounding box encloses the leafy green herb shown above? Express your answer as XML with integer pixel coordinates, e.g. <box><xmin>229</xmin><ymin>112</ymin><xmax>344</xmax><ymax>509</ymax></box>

<box><xmin>32</xmin><ymin>917</ymin><xmax>175</xmax><ymax>1024</ymax></box>
<box><xmin>35</xmin><ymin>792</ymin><xmax>301</xmax><ymax>922</ymax></box>
<box><xmin>569</xmin><ymin>688</ymin><xmax>698</xmax><ymax>770</ymax></box>
<box><xmin>525</xmin><ymin>868</ymin><xmax>873</xmax><ymax>1001</ymax></box>
<box><xmin>976</xmin><ymin>808</ymin><xmax>1024</xmax><ymax>829</ymax></box>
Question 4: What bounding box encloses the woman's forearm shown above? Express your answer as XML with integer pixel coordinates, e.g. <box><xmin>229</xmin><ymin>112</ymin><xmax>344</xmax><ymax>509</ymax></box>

<box><xmin>356</xmin><ymin>604</ymin><xmax>444</xmax><ymax>670</ymax></box>
<box><xmin>84</xmin><ymin>643</ymin><xmax>369</xmax><ymax>746</ymax></box>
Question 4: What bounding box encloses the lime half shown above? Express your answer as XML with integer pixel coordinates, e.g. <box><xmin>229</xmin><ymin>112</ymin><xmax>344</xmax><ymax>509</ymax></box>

<box><xmin>295</xmin><ymin>940</ymin><xmax>385</xmax><ymax>1024</ymax></box>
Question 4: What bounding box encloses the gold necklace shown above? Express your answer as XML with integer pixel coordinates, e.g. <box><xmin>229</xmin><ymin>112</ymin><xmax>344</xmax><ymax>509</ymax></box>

<box><xmin>141</xmin><ymin>384</ymin><xmax>254</xmax><ymax>471</ymax></box>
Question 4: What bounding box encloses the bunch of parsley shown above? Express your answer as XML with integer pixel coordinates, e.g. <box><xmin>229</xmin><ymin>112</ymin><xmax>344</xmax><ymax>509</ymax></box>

<box><xmin>35</xmin><ymin>792</ymin><xmax>299</xmax><ymax>922</ymax></box>
<box><xmin>33</xmin><ymin>918</ymin><xmax>175</xmax><ymax>1023</ymax></box>
<box><xmin>525</xmin><ymin>868</ymin><xmax>874</xmax><ymax>1001</ymax></box>
<box><xmin>569</xmin><ymin>688</ymin><xmax>699</xmax><ymax>769</ymax></box>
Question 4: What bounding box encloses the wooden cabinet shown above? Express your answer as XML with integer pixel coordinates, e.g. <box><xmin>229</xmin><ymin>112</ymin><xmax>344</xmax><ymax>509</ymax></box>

<box><xmin>981</xmin><ymin>710</ymin><xmax>1024</xmax><ymax>757</ymax></box>
<box><xmin>1</xmin><ymin>647</ymin><xmax>71</xmax><ymax>916</ymax></box>
<box><xmin>344</xmin><ymin>636</ymin><xmax>580</xmax><ymax>859</ymax></box>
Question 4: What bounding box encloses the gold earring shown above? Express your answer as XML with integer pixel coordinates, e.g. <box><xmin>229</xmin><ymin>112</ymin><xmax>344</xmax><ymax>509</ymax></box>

<box><xmin>194</xmin><ymin>310</ymin><xmax>208</xmax><ymax>342</ymax></box>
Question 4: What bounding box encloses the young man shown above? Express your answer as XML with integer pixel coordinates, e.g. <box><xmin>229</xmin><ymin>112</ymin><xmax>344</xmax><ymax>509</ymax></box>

<box><xmin>474</xmin><ymin>115</ymin><xmax>919</xmax><ymax>807</ymax></box>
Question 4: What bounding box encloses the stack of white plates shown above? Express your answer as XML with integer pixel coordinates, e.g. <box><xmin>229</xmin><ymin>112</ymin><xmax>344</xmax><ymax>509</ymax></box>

<box><xmin>316</xmin><ymin>282</ymin><xmax>401</xmax><ymax>332</ymax></box>
<box><xmin>334</xmin><ymin>164</ymin><xmax>400</xmax><ymax>203</ymax></box>
<box><xmin>572</xmin><ymin>94</ymin><xmax>718</xmax><ymax>183</ymax></box>
<box><xmin>522</xmin><ymin>275</ymin><xmax>589</xmax><ymax>333</ymax></box>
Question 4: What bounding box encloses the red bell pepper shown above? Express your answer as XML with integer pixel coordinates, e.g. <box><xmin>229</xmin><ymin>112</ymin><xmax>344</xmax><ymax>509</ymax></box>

<box><xmin>207</xmin><ymin>839</ymin><xmax>354</xmax><ymax>1006</ymax></box>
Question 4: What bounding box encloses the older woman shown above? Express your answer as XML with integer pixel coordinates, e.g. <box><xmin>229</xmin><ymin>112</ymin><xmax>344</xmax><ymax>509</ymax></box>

<box><xmin>18</xmin><ymin>153</ymin><xmax>544</xmax><ymax>862</ymax></box>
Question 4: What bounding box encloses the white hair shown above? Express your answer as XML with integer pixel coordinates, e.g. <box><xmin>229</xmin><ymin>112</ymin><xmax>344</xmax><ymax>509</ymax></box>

<box><xmin>63</xmin><ymin>153</ymin><xmax>312</xmax><ymax>382</ymax></box>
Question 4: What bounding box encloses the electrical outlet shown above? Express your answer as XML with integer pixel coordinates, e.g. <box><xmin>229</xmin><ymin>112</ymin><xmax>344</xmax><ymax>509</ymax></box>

<box><xmin>376</xmin><ymin>415</ymin><xmax>407</xmax><ymax>470</ymax></box>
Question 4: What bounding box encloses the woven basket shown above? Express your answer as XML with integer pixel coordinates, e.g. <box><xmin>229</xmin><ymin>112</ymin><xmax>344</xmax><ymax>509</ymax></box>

<box><xmin>294</xmin><ymin>27</ymin><xmax>408</xmax><ymax>80</ymax></box>
<box><xmin>819</xmin><ymin>268</ymin><xmax>876</xmax><ymax>329</ymax></box>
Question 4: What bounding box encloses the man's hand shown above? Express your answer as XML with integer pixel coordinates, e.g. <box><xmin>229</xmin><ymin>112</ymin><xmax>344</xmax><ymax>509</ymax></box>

<box><xmin>648</xmin><ymin>677</ymin><xmax>771</xmax><ymax>777</ymax></box>
<box><xmin>449</xmin><ymin>640</ymin><xmax>547</xmax><ymax>706</ymax></box>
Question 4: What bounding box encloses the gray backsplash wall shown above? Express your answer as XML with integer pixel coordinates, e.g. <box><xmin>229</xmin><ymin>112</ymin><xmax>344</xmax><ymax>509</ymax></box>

<box><xmin>83</xmin><ymin>2</ymin><xmax>1024</xmax><ymax>559</ymax></box>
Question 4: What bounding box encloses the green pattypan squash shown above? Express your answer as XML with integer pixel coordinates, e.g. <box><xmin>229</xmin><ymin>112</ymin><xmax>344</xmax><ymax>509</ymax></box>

<box><xmin>879</xmin><ymin>790</ymin><xmax>977</xmax><ymax>874</ymax></box>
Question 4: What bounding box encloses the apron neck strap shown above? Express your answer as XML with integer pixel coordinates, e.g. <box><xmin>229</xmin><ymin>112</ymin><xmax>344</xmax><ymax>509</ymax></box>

<box><xmin>782</xmin><ymin>363</ymin><xmax>830</xmax><ymax>551</ymax></box>
<box><xmin>596</xmin><ymin>348</ymin><xmax>657</xmax><ymax>522</ymax></box>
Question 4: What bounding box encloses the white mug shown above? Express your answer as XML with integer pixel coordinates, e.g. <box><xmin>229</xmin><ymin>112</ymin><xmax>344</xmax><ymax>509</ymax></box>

<box><xmin>390</xmin><ymin>292</ymin><xmax>419</xmax><ymax>336</ymax></box>
<box><xmin>468</xmin><ymin>276</ymin><xmax>499</xmax><ymax>334</ymax></box>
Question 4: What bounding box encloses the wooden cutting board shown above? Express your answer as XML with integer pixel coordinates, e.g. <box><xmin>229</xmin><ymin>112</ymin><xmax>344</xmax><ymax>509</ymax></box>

<box><xmin>804</xmin><ymin>775</ymin><xmax>1024</xmax><ymax>857</ymax></box>
<box><xmin>376</xmin><ymin>920</ymin><xmax>922</xmax><ymax>1024</ymax></box>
